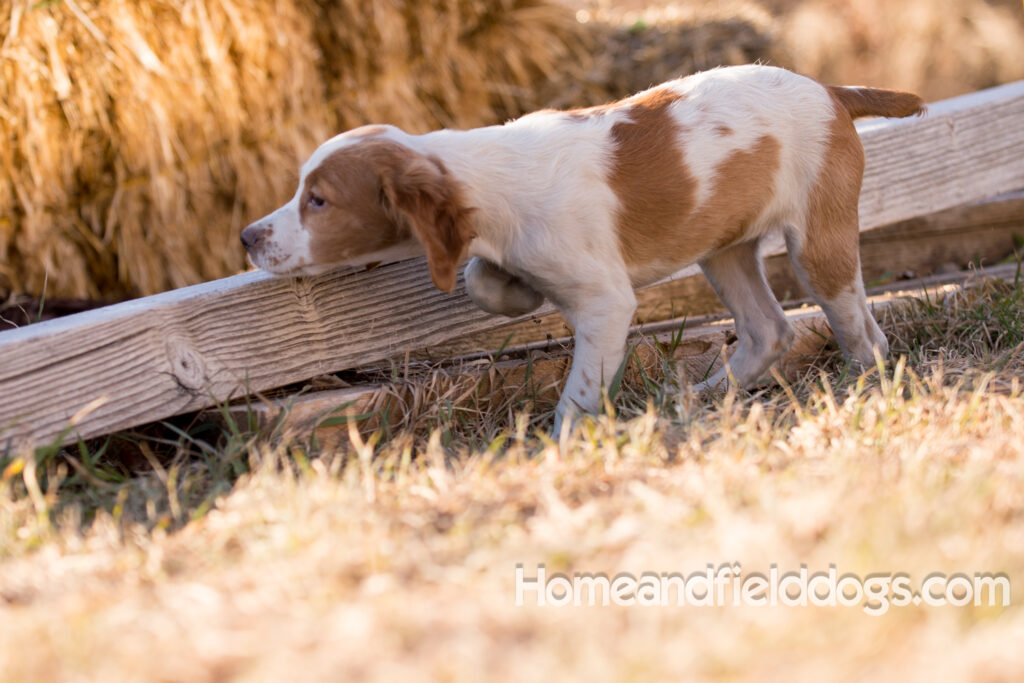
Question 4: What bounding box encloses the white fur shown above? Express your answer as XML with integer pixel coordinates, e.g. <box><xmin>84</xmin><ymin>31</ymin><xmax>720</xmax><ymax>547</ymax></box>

<box><xmin>246</xmin><ymin>197</ymin><xmax>315</xmax><ymax>275</ymax></box>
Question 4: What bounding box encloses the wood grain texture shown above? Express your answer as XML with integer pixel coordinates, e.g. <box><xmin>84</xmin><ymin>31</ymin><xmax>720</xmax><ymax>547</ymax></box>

<box><xmin>856</xmin><ymin>80</ymin><xmax>1024</xmax><ymax>230</ymax></box>
<box><xmin>2</xmin><ymin>81</ymin><xmax>1024</xmax><ymax>446</ymax></box>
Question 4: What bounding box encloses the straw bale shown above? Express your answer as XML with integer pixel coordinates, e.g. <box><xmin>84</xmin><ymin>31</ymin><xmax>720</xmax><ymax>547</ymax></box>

<box><xmin>315</xmin><ymin>0</ymin><xmax>591</xmax><ymax>131</ymax></box>
<box><xmin>1</xmin><ymin>0</ymin><xmax>333</xmax><ymax>298</ymax></box>
<box><xmin>0</xmin><ymin>0</ymin><xmax>587</xmax><ymax>299</ymax></box>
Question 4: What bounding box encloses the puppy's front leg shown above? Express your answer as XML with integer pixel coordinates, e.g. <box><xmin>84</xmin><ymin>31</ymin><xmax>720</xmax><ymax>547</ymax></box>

<box><xmin>554</xmin><ymin>286</ymin><xmax>637</xmax><ymax>434</ymax></box>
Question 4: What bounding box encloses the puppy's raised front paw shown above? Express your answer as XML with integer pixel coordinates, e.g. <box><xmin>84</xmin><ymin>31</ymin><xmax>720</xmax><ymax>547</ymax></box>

<box><xmin>464</xmin><ymin>257</ymin><xmax>544</xmax><ymax>317</ymax></box>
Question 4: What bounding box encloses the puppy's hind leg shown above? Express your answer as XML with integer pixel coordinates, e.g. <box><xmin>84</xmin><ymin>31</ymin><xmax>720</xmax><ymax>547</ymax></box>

<box><xmin>784</xmin><ymin>223</ymin><xmax>887</xmax><ymax>368</ymax></box>
<box><xmin>784</xmin><ymin>146</ymin><xmax>887</xmax><ymax>367</ymax></box>
<box><xmin>694</xmin><ymin>238</ymin><xmax>795</xmax><ymax>392</ymax></box>
<box><xmin>464</xmin><ymin>257</ymin><xmax>545</xmax><ymax>317</ymax></box>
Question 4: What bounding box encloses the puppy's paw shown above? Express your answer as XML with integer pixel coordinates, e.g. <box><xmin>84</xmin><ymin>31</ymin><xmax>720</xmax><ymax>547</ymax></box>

<box><xmin>464</xmin><ymin>257</ymin><xmax>544</xmax><ymax>317</ymax></box>
<box><xmin>690</xmin><ymin>376</ymin><xmax>731</xmax><ymax>396</ymax></box>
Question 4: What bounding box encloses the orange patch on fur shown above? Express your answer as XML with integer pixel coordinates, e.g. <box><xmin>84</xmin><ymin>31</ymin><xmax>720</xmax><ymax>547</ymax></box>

<box><xmin>608</xmin><ymin>89</ymin><xmax>781</xmax><ymax>276</ymax></box>
<box><xmin>694</xmin><ymin>135</ymin><xmax>781</xmax><ymax>250</ymax></box>
<box><xmin>795</xmin><ymin>83</ymin><xmax>924</xmax><ymax>300</ymax></box>
<box><xmin>608</xmin><ymin>89</ymin><xmax>696</xmax><ymax>269</ymax></box>
<box><xmin>381</xmin><ymin>151</ymin><xmax>476</xmax><ymax>292</ymax></box>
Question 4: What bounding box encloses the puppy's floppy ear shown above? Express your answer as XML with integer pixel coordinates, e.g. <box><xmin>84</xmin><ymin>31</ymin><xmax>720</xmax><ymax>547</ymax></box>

<box><xmin>379</xmin><ymin>150</ymin><xmax>474</xmax><ymax>293</ymax></box>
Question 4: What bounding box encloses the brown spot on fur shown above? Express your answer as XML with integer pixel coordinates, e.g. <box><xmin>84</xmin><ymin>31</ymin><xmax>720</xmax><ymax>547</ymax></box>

<box><xmin>382</xmin><ymin>151</ymin><xmax>476</xmax><ymax>292</ymax></box>
<box><xmin>301</xmin><ymin>146</ymin><xmax>406</xmax><ymax>265</ymax></box>
<box><xmin>301</xmin><ymin>139</ymin><xmax>474</xmax><ymax>292</ymax></box>
<box><xmin>697</xmin><ymin>135</ymin><xmax>781</xmax><ymax>250</ymax></box>
<box><xmin>609</xmin><ymin>89</ymin><xmax>781</xmax><ymax>276</ymax></box>
<box><xmin>799</xmin><ymin>95</ymin><xmax>864</xmax><ymax>300</ymax></box>
<box><xmin>799</xmin><ymin>83</ymin><xmax>923</xmax><ymax>299</ymax></box>
<box><xmin>608</xmin><ymin>89</ymin><xmax>695</xmax><ymax>269</ymax></box>
<box><xmin>715</xmin><ymin>125</ymin><xmax>734</xmax><ymax>136</ymax></box>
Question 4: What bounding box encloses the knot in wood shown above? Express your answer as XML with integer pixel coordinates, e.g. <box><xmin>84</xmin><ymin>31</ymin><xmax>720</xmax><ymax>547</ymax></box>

<box><xmin>165</xmin><ymin>335</ymin><xmax>208</xmax><ymax>392</ymax></box>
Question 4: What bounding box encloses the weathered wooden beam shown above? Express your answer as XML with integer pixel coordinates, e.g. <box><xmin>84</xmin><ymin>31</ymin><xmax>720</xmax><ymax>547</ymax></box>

<box><xmin>0</xmin><ymin>262</ymin><xmax>493</xmax><ymax>447</ymax></box>
<box><xmin>2</xmin><ymin>80</ymin><xmax>1024</xmax><ymax>446</ymax></box>
<box><xmin>234</xmin><ymin>262</ymin><xmax>1024</xmax><ymax>446</ymax></box>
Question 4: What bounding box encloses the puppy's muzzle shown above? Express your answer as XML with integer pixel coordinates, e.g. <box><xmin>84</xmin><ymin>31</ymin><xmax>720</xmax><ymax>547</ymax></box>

<box><xmin>240</xmin><ymin>223</ymin><xmax>271</xmax><ymax>253</ymax></box>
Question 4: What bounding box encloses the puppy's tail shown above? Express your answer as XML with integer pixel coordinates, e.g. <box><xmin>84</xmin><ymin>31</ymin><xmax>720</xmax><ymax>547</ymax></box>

<box><xmin>828</xmin><ymin>85</ymin><xmax>926</xmax><ymax>120</ymax></box>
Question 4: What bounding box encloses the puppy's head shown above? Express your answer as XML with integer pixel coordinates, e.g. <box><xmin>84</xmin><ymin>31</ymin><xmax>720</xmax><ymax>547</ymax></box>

<box><xmin>242</xmin><ymin>130</ymin><xmax>474</xmax><ymax>292</ymax></box>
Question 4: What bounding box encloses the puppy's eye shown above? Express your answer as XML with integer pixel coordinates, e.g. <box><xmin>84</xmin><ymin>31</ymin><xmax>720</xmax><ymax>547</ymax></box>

<box><xmin>309</xmin><ymin>194</ymin><xmax>326</xmax><ymax>208</ymax></box>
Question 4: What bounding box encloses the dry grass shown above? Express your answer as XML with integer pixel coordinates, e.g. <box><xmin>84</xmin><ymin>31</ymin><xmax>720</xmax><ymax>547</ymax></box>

<box><xmin>3</xmin><ymin>4</ymin><xmax>1023</xmax><ymax>677</ymax></box>
<box><xmin>2</xmin><ymin>276</ymin><xmax>1023</xmax><ymax>681</ymax></box>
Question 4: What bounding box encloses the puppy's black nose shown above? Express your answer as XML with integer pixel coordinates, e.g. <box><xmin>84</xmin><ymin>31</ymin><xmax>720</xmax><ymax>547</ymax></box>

<box><xmin>240</xmin><ymin>225</ymin><xmax>265</xmax><ymax>251</ymax></box>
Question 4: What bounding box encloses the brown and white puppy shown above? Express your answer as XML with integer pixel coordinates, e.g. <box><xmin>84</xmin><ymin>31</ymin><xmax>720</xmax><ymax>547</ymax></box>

<box><xmin>242</xmin><ymin>64</ymin><xmax>924</xmax><ymax>432</ymax></box>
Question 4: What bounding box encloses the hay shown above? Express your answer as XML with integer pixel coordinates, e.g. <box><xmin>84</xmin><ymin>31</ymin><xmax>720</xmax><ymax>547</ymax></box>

<box><xmin>1</xmin><ymin>0</ymin><xmax>327</xmax><ymax>298</ymax></box>
<box><xmin>315</xmin><ymin>0</ymin><xmax>592</xmax><ymax>130</ymax></box>
<box><xmin>571</xmin><ymin>0</ymin><xmax>1024</xmax><ymax>103</ymax></box>
<box><xmin>0</xmin><ymin>0</ymin><xmax>587</xmax><ymax>299</ymax></box>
